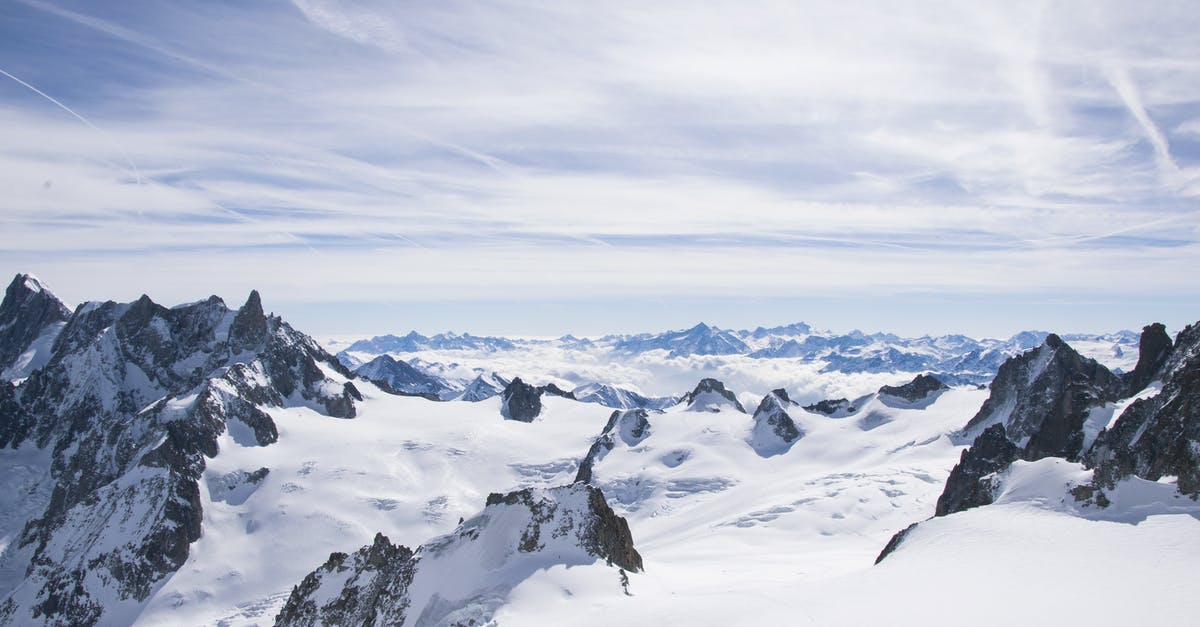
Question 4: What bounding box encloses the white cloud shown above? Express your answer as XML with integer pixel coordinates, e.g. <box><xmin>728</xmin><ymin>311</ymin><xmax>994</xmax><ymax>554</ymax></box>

<box><xmin>1</xmin><ymin>1</ymin><xmax>1199</xmax><ymax>333</ymax></box>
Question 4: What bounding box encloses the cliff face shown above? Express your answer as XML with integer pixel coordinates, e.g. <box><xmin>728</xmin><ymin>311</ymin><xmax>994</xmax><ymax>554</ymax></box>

<box><xmin>1087</xmin><ymin>322</ymin><xmax>1200</xmax><ymax>497</ymax></box>
<box><xmin>959</xmin><ymin>334</ymin><xmax>1123</xmax><ymax>462</ymax></box>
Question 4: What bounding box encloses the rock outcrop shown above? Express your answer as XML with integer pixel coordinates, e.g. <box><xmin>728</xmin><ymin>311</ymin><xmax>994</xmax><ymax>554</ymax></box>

<box><xmin>877</xmin><ymin>374</ymin><xmax>948</xmax><ymax>406</ymax></box>
<box><xmin>748</xmin><ymin>389</ymin><xmax>802</xmax><ymax>457</ymax></box>
<box><xmin>679</xmin><ymin>378</ymin><xmax>746</xmax><ymax>413</ymax></box>
<box><xmin>575</xmin><ymin>409</ymin><xmax>652</xmax><ymax>484</ymax></box>
<box><xmin>802</xmin><ymin>397</ymin><xmax>856</xmax><ymax>417</ymax></box>
<box><xmin>1087</xmin><ymin>322</ymin><xmax>1200</xmax><ymax>498</ymax></box>
<box><xmin>275</xmin><ymin>484</ymin><xmax>641</xmax><ymax>627</ymax></box>
<box><xmin>1121</xmin><ymin>322</ymin><xmax>1173</xmax><ymax>395</ymax></box>
<box><xmin>500</xmin><ymin>377</ymin><xmax>544</xmax><ymax>422</ymax></box>
<box><xmin>935</xmin><ymin>424</ymin><xmax>1022</xmax><ymax>517</ymax></box>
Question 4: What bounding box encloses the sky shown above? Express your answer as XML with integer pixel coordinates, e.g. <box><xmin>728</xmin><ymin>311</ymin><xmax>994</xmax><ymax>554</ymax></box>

<box><xmin>1</xmin><ymin>0</ymin><xmax>1199</xmax><ymax>338</ymax></box>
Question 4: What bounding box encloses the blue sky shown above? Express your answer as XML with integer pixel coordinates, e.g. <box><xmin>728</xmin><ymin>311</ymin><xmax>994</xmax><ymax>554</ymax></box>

<box><xmin>1</xmin><ymin>0</ymin><xmax>1198</xmax><ymax>338</ymax></box>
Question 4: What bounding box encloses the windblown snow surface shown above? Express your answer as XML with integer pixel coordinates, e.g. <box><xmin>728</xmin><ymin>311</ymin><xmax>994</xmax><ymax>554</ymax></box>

<box><xmin>125</xmin><ymin>378</ymin><xmax>1200</xmax><ymax>625</ymax></box>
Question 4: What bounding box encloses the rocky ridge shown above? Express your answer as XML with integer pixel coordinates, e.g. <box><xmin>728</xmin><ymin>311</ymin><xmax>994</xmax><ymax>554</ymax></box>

<box><xmin>878</xmin><ymin>321</ymin><xmax>1197</xmax><ymax>563</ymax></box>
<box><xmin>274</xmin><ymin>483</ymin><xmax>642</xmax><ymax>626</ymax></box>
<box><xmin>0</xmin><ymin>279</ymin><xmax>360</xmax><ymax>625</ymax></box>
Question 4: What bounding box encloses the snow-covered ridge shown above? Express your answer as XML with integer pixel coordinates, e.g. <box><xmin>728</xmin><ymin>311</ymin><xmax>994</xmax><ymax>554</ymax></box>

<box><xmin>275</xmin><ymin>483</ymin><xmax>641</xmax><ymax>626</ymax></box>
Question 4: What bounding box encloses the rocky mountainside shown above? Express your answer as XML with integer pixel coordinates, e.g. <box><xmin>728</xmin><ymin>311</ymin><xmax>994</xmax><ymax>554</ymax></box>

<box><xmin>1087</xmin><ymin>322</ymin><xmax>1200</xmax><ymax>497</ymax></box>
<box><xmin>679</xmin><ymin>378</ymin><xmax>745</xmax><ymax>413</ymax></box>
<box><xmin>957</xmin><ymin>333</ymin><xmax>1124</xmax><ymax>460</ymax></box>
<box><xmin>0</xmin><ymin>274</ymin><xmax>71</xmax><ymax>381</ymax></box>
<box><xmin>878</xmin><ymin>321</ymin><xmax>1197</xmax><ymax>563</ymax></box>
<box><xmin>748</xmin><ymin>389</ymin><xmax>803</xmax><ymax>457</ymax></box>
<box><xmin>0</xmin><ymin>280</ymin><xmax>360</xmax><ymax>625</ymax></box>
<box><xmin>274</xmin><ymin>483</ymin><xmax>641</xmax><ymax>626</ymax></box>
<box><xmin>353</xmin><ymin>354</ymin><xmax>455</xmax><ymax>400</ymax></box>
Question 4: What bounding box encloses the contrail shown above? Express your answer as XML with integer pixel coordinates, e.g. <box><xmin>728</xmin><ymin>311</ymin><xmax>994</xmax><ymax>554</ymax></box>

<box><xmin>0</xmin><ymin>66</ymin><xmax>142</xmax><ymax>184</ymax></box>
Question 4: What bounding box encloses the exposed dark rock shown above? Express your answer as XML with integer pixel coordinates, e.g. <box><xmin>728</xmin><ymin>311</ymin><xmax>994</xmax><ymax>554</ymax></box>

<box><xmin>878</xmin><ymin>374</ymin><xmax>948</xmax><ymax>404</ymax></box>
<box><xmin>803</xmin><ymin>398</ymin><xmax>855</xmax><ymax>416</ymax></box>
<box><xmin>275</xmin><ymin>533</ymin><xmax>416</xmax><ymax>627</ymax></box>
<box><xmin>0</xmin><ymin>274</ymin><xmax>71</xmax><ymax>377</ymax></box>
<box><xmin>935</xmin><ymin>424</ymin><xmax>1021</xmax><ymax>517</ymax></box>
<box><xmin>749</xmin><ymin>389</ymin><xmax>802</xmax><ymax>457</ymax></box>
<box><xmin>500</xmin><ymin>377</ymin><xmax>543</xmax><ymax>422</ymax></box>
<box><xmin>959</xmin><ymin>334</ymin><xmax>1123</xmax><ymax>462</ymax></box>
<box><xmin>227</xmin><ymin>290</ymin><xmax>268</xmax><ymax>351</ymax></box>
<box><xmin>540</xmin><ymin>382</ymin><xmax>576</xmax><ymax>399</ymax></box>
<box><xmin>874</xmin><ymin>522</ymin><xmax>918</xmax><ymax>564</ymax></box>
<box><xmin>277</xmin><ymin>484</ymin><xmax>641</xmax><ymax>626</ymax></box>
<box><xmin>575</xmin><ymin>409</ymin><xmax>651</xmax><ymax>483</ymax></box>
<box><xmin>1122</xmin><ymin>322</ymin><xmax>1173</xmax><ymax>395</ymax></box>
<box><xmin>1087</xmin><ymin>322</ymin><xmax>1200</xmax><ymax>498</ymax></box>
<box><xmin>680</xmin><ymin>378</ymin><xmax>745</xmax><ymax>413</ymax></box>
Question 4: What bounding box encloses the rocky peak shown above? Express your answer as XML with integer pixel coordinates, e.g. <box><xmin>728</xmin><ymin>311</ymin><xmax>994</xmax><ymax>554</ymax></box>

<box><xmin>1086</xmin><ymin>320</ymin><xmax>1200</xmax><ymax>498</ymax></box>
<box><xmin>1122</xmin><ymin>323</ymin><xmax>1173</xmax><ymax>395</ymax></box>
<box><xmin>680</xmin><ymin>378</ymin><xmax>746</xmax><ymax>413</ymax></box>
<box><xmin>0</xmin><ymin>287</ymin><xmax>361</xmax><ymax>625</ymax></box>
<box><xmin>749</xmin><ymin>389</ymin><xmax>802</xmax><ymax>457</ymax></box>
<box><xmin>803</xmin><ymin>397</ymin><xmax>856</xmax><ymax>416</ymax></box>
<box><xmin>228</xmin><ymin>290</ymin><xmax>268</xmax><ymax>351</ymax></box>
<box><xmin>276</xmin><ymin>484</ymin><xmax>641</xmax><ymax>627</ymax></box>
<box><xmin>500</xmin><ymin>376</ymin><xmax>543</xmax><ymax>422</ymax></box>
<box><xmin>0</xmin><ymin>273</ymin><xmax>72</xmax><ymax>377</ymax></box>
<box><xmin>935</xmin><ymin>424</ymin><xmax>1021</xmax><ymax>517</ymax></box>
<box><xmin>878</xmin><ymin>374</ymin><xmax>948</xmax><ymax>404</ymax></box>
<box><xmin>959</xmin><ymin>334</ymin><xmax>1123</xmax><ymax>461</ymax></box>
<box><xmin>575</xmin><ymin>408</ymin><xmax>652</xmax><ymax>483</ymax></box>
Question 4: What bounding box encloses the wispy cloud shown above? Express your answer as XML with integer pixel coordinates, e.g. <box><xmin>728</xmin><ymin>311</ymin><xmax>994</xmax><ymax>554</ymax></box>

<box><xmin>1</xmin><ymin>1</ymin><xmax>1198</xmax><ymax>334</ymax></box>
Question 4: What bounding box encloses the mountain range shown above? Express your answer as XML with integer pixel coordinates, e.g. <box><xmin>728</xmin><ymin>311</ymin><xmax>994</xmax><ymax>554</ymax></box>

<box><xmin>1</xmin><ymin>273</ymin><xmax>1197</xmax><ymax>626</ymax></box>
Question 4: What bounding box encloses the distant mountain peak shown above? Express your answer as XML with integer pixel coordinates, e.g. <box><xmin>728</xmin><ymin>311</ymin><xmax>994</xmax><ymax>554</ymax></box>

<box><xmin>680</xmin><ymin>378</ymin><xmax>746</xmax><ymax>413</ymax></box>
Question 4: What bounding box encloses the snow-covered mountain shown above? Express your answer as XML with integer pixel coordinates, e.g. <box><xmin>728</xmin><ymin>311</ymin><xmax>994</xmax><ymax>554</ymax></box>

<box><xmin>331</xmin><ymin>319</ymin><xmax>1140</xmax><ymax>409</ymax></box>
<box><xmin>1</xmin><ymin>273</ymin><xmax>1197</xmax><ymax>626</ymax></box>
<box><xmin>0</xmin><ymin>284</ymin><xmax>360</xmax><ymax>625</ymax></box>
<box><xmin>877</xmin><ymin>321</ymin><xmax>1200</xmax><ymax>571</ymax></box>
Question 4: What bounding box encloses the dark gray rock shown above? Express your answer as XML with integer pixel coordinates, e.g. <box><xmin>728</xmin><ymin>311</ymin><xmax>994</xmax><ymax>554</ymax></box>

<box><xmin>749</xmin><ymin>389</ymin><xmax>802</xmax><ymax>457</ymax></box>
<box><xmin>500</xmin><ymin>377</ymin><xmax>543</xmax><ymax>422</ymax></box>
<box><xmin>935</xmin><ymin>424</ymin><xmax>1021</xmax><ymax>517</ymax></box>
<box><xmin>575</xmin><ymin>409</ymin><xmax>652</xmax><ymax>483</ymax></box>
<box><xmin>540</xmin><ymin>382</ymin><xmax>576</xmax><ymax>399</ymax></box>
<box><xmin>878</xmin><ymin>374</ymin><xmax>948</xmax><ymax>404</ymax></box>
<box><xmin>0</xmin><ymin>274</ymin><xmax>71</xmax><ymax>378</ymax></box>
<box><xmin>680</xmin><ymin>378</ymin><xmax>745</xmax><ymax>413</ymax></box>
<box><xmin>1121</xmin><ymin>322</ymin><xmax>1173</xmax><ymax>395</ymax></box>
<box><xmin>959</xmin><ymin>334</ymin><xmax>1123</xmax><ymax>462</ymax></box>
<box><xmin>803</xmin><ymin>398</ymin><xmax>855</xmax><ymax>416</ymax></box>
<box><xmin>274</xmin><ymin>533</ymin><xmax>416</xmax><ymax>627</ymax></box>
<box><xmin>1087</xmin><ymin>321</ymin><xmax>1200</xmax><ymax>498</ymax></box>
<box><xmin>874</xmin><ymin>522</ymin><xmax>918</xmax><ymax>564</ymax></box>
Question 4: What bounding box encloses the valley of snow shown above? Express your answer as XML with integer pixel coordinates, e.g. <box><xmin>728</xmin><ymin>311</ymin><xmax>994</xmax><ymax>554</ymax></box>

<box><xmin>128</xmin><ymin>378</ymin><xmax>1199</xmax><ymax>625</ymax></box>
